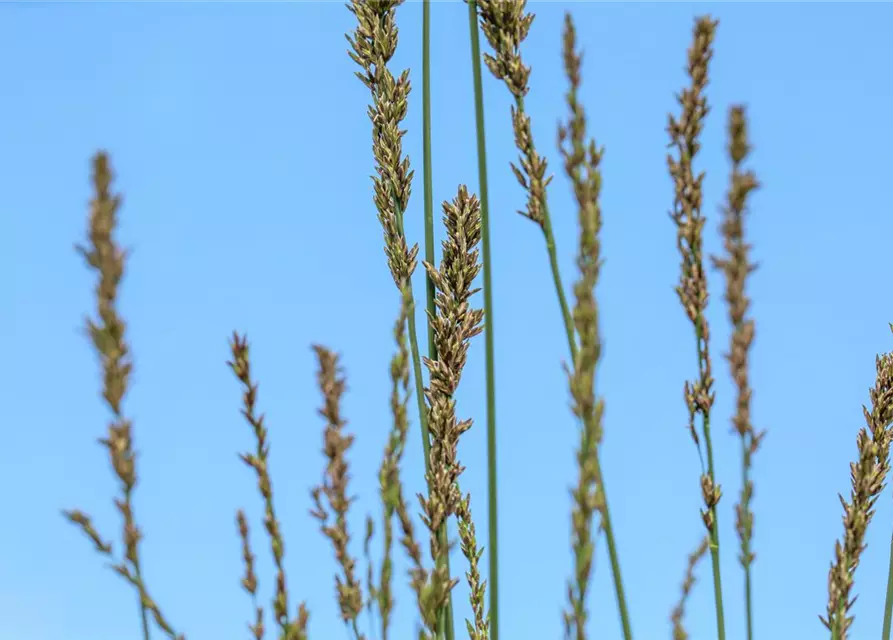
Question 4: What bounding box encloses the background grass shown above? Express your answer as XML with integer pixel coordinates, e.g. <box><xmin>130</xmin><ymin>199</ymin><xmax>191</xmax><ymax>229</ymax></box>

<box><xmin>2</xmin><ymin>2</ymin><xmax>893</xmax><ymax>639</ymax></box>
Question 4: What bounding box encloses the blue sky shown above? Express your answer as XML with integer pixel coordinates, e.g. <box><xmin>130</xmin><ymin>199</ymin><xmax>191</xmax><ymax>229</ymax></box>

<box><xmin>2</xmin><ymin>2</ymin><xmax>893</xmax><ymax>639</ymax></box>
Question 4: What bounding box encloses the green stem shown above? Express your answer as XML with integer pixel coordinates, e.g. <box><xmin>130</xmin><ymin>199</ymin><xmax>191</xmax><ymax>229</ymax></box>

<box><xmin>135</xmin><ymin>570</ymin><xmax>151</xmax><ymax>640</ymax></box>
<box><xmin>422</xmin><ymin>3</ymin><xmax>455</xmax><ymax>639</ymax></box>
<box><xmin>882</xmin><ymin>529</ymin><xmax>893</xmax><ymax>640</ymax></box>
<box><xmin>467</xmin><ymin>3</ymin><xmax>499</xmax><ymax>639</ymax></box>
<box><xmin>542</xmin><ymin>207</ymin><xmax>577</xmax><ymax>360</ymax></box>
<box><xmin>405</xmin><ymin>294</ymin><xmax>431</xmax><ymax>474</ymax></box>
<box><xmin>702</xmin><ymin>411</ymin><xmax>726</xmax><ymax>640</ymax></box>
<box><xmin>515</xmin><ymin>96</ymin><xmax>576</xmax><ymax>359</ymax></box>
<box><xmin>742</xmin><ymin>440</ymin><xmax>754</xmax><ymax>640</ymax></box>
<box><xmin>592</xmin><ymin>458</ymin><xmax>633</xmax><ymax>640</ymax></box>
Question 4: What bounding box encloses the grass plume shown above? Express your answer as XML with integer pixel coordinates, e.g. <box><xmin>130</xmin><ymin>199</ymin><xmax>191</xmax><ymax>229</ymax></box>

<box><xmin>666</xmin><ymin>16</ymin><xmax>726</xmax><ymax>640</ymax></box>
<box><xmin>711</xmin><ymin>105</ymin><xmax>763</xmax><ymax>640</ymax></box>
<box><xmin>822</xmin><ymin>336</ymin><xmax>893</xmax><ymax>639</ymax></box>
<box><xmin>229</xmin><ymin>333</ymin><xmax>310</xmax><ymax>640</ymax></box>
<box><xmin>556</xmin><ymin>13</ymin><xmax>633</xmax><ymax>640</ymax></box>
<box><xmin>63</xmin><ymin>152</ymin><xmax>182</xmax><ymax>640</ymax></box>
<box><xmin>418</xmin><ymin>186</ymin><xmax>489</xmax><ymax>640</ymax></box>
<box><xmin>345</xmin><ymin>0</ymin><xmax>431</xmax><ymax>479</ymax></box>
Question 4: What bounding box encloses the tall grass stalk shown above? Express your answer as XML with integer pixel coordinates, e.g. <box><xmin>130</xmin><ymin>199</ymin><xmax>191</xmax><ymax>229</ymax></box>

<box><xmin>556</xmin><ymin>15</ymin><xmax>632</xmax><ymax>640</ymax></box>
<box><xmin>418</xmin><ymin>187</ymin><xmax>489</xmax><ymax>640</ymax></box>
<box><xmin>666</xmin><ymin>17</ymin><xmax>725</xmax><ymax>640</ymax></box>
<box><xmin>230</xmin><ymin>333</ymin><xmax>310</xmax><ymax>640</ymax></box>
<box><xmin>711</xmin><ymin>105</ymin><xmax>762</xmax><ymax>640</ymax></box>
<box><xmin>422</xmin><ymin>2</ymin><xmax>456</xmax><ymax>638</ymax></box>
<box><xmin>821</xmin><ymin>331</ymin><xmax>893</xmax><ymax>639</ymax></box>
<box><xmin>472</xmin><ymin>3</ymin><xmax>631</xmax><ymax>637</ymax></box>
<box><xmin>63</xmin><ymin>152</ymin><xmax>182</xmax><ymax>640</ymax></box>
<box><xmin>465</xmin><ymin>2</ymin><xmax>499</xmax><ymax>639</ymax></box>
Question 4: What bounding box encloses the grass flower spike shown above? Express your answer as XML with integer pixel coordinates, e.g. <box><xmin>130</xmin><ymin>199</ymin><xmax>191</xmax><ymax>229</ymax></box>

<box><xmin>822</xmin><ymin>338</ymin><xmax>893</xmax><ymax>639</ymax></box>
<box><xmin>666</xmin><ymin>16</ymin><xmax>726</xmax><ymax>640</ymax></box>
<box><xmin>63</xmin><ymin>152</ymin><xmax>183</xmax><ymax>640</ymax></box>
<box><xmin>711</xmin><ymin>105</ymin><xmax>763</xmax><ymax>640</ymax></box>
<box><xmin>418</xmin><ymin>186</ymin><xmax>488</xmax><ymax>640</ymax></box>
<box><xmin>229</xmin><ymin>333</ymin><xmax>310</xmax><ymax>640</ymax></box>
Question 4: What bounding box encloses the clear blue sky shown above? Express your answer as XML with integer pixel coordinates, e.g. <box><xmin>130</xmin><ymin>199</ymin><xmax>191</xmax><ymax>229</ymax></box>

<box><xmin>3</xmin><ymin>2</ymin><xmax>893</xmax><ymax>639</ymax></box>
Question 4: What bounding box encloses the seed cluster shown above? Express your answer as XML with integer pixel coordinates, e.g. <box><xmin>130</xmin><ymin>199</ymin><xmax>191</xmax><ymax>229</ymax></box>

<box><xmin>63</xmin><ymin>153</ymin><xmax>183</xmax><ymax>640</ymax></box>
<box><xmin>418</xmin><ymin>186</ymin><xmax>488</xmax><ymax>640</ymax></box>
<box><xmin>823</xmin><ymin>343</ymin><xmax>893</xmax><ymax>637</ymax></box>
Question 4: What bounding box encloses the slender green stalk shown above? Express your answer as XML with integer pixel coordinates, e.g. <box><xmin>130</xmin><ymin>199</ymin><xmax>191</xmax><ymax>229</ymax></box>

<box><xmin>702</xmin><ymin>411</ymin><xmax>726</xmax><ymax>640</ymax></box>
<box><xmin>667</xmin><ymin>18</ymin><xmax>725</xmax><ymax>639</ymax></box>
<box><xmin>742</xmin><ymin>446</ymin><xmax>754</xmax><ymax>640</ymax></box>
<box><xmin>467</xmin><ymin>3</ymin><xmax>498</xmax><ymax>639</ymax></box>
<box><xmin>406</xmin><ymin>286</ymin><xmax>431</xmax><ymax>473</ymax></box>
<box><xmin>517</xmin><ymin>94</ymin><xmax>576</xmax><ymax>361</ymax></box>
<box><xmin>422</xmin><ymin>3</ymin><xmax>455</xmax><ymax>639</ymax></box>
<box><xmin>884</xmin><ymin>536</ymin><xmax>893</xmax><ymax>640</ymax></box>
<box><xmin>556</xmin><ymin>18</ymin><xmax>631</xmax><ymax>635</ymax></box>
<box><xmin>593</xmin><ymin>462</ymin><xmax>632</xmax><ymax>639</ymax></box>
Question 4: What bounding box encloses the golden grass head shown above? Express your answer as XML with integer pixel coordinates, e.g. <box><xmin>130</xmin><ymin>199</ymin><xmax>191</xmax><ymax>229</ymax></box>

<box><xmin>415</xmin><ymin>186</ymin><xmax>487</xmax><ymax>638</ymax></box>
<box><xmin>346</xmin><ymin>0</ymin><xmax>418</xmax><ymax>289</ymax></box>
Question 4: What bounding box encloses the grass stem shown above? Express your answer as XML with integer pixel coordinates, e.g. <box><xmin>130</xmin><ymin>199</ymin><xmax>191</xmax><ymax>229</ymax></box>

<box><xmin>467</xmin><ymin>2</ymin><xmax>499</xmax><ymax>639</ymax></box>
<box><xmin>883</xmin><ymin>533</ymin><xmax>893</xmax><ymax>640</ymax></box>
<box><xmin>702</xmin><ymin>412</ymin><xmax>726</xmax><ymax>640</ymax></box>
<box><xmin>422</xmin><ymin>2</ymin><xmax>456</xmax><ymax>638</ymax></box>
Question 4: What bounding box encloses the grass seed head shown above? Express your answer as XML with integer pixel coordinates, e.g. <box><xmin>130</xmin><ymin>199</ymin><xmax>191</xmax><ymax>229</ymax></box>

<box><xmin>310</xmin><ymin>346</ymin><xmax>365</xmax><ymax>635</ymax></box>
<box><xmin>65</xmin><ymin>152</ymin><xmax>183</xmax><ymax>640</ymax></box>
<box><xmin>823</xmin><ymin>342</ymin><xmax>893</xmax><ymax>637</ymax></box>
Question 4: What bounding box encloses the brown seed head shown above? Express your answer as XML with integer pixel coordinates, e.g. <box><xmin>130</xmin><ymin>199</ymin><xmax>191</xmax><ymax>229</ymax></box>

<box><xmin>229</xmin><ymin>333</ymin><xmax>307</xmax><ymax>639</ymax></box>
<box><xmin>710</xmin><ymin>105</ymin><xmax>764</xmax><ymax>575</ymax></box>
<box><xmin>309</xmin><ymin>346</ymin><xmax>365</xmax><ymax>634</ymax></box>
<box><xmin>416</xmin><ymin>186</ymin><xmax>486</xmax><ymax>637</ymax></box>
<box><xmin>667</xmin><ymin>16</ymin><xmax>721</xmax><ymax>532</ymax></box>
<box><xmin>822</xmin><ymin>341</ymin><xmax>893</xmax><ymax>637</ymax></box>
<box><xmin>65</xmin><ymin>152</ymin><xmax>182</xmax><ymax>640</ymax></box>
<box><xmin>347</xmin><ymin>0</ymin><xmax>419</xmax><ymax>287</ymax></box>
